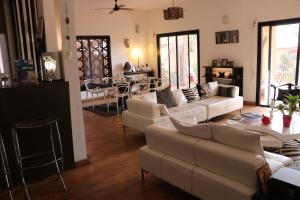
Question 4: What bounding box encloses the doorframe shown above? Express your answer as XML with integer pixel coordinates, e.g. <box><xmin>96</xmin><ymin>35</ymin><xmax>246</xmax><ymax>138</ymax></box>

<box><xmin>256</xmin><ymin>18</ymin><xmax>300</xmax><ymax>106</ymax></box>
<box><xmin>156</xmin><ymin>29</ymin><xmax>200</xmax><ymax>88</ymax></box>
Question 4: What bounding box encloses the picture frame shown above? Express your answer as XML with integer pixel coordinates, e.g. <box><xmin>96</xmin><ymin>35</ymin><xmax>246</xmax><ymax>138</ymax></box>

<box><xmin>215</xmin><ymin>30</ymin><xmax>239</xmax><ymax>44</ymax></box>
<box><xmin>212</xmin><ymin>59</ymin><xmax>218</xmax><ymax>67</ymax></box>
<box><xmin>222</xmin><ymin>59</ymin><xmax>227</xmax><ymax>66</ymax></box>
<box><xmin>227</xmin><ymin>61</ymin><xmax>234</xmax><ymax>67</ymax></box>
<box><xmin>216</xmin><ymin>59</ymin><xmax>223</xmax><ymax>67</ymax></box>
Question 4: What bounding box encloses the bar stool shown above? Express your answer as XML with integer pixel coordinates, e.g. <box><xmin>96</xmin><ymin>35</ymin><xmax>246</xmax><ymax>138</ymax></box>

<box><xmin>11</xmin><ymin>118</ymin><xmax>66</xmax><ymax>200</ymax></box>
<box><xmin>0</xmin><ymin>131</ymin><xmax>13</xmax><ymax>200</ymax></box>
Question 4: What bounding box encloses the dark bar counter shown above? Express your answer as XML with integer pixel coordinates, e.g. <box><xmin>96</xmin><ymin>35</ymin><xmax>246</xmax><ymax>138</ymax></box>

<box><xmin>0</xmin><ymin>81</ymin><xmax>75</xmax><ymax>185</ymax></box>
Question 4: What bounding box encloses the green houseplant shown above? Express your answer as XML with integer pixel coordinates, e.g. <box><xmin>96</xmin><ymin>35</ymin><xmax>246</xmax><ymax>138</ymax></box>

<box><xmin>275</xmin><ymin>95</ymin><xmax>300</xmax><ymax>127</ymax></box>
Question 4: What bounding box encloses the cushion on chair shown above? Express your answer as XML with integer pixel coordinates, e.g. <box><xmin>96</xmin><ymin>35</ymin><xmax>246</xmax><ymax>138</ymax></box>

<box><xmin>156</xmin><ymin>87</ymin><xmax>177</xmax><ymax>108</ymax></box>
<box><xmin>170</xmin><ymin>117</ymin><xmax>212</xmax><ymax>140</ymax></box>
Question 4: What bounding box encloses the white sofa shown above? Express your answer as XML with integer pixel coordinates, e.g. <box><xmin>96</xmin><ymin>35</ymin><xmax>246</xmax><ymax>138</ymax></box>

<box><xmin>140</xmin><ymin>122</ymin><xmax>293</xmax><ymax>200</ymax></box>
<box><xmin>122</xmin><ymin>84</ymin><xmax>243</xmax><ymax>133</ymax></box>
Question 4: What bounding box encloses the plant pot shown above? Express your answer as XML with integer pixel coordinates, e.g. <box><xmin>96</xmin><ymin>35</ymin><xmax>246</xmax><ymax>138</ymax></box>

<box><xmin>283</xmin><ymin>115</ymin><xmax>292</xmax><ymax>128</ymax></box>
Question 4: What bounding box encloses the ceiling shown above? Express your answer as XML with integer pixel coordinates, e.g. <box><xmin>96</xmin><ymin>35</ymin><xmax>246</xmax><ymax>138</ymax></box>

<box><xmin>94</xmin><ymin>0</ymin><xmax>194</xmax><ymax>10</ymax></box>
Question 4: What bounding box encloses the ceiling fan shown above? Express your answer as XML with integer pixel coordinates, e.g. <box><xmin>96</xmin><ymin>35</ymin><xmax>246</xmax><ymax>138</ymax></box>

<box><xmin>95</xmin><ymin>0</ymin><xmax>135</xmax><ymax>14</ymax></box>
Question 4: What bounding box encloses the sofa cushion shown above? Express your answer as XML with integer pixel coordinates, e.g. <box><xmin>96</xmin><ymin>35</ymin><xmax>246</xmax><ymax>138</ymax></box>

<box><xmin>127</xmin><ymin>99</ymin><xmax>161</xmax><ymax>118</ymax></box>
<box><xmin>156</xmin><ymin>87</ymin><xmax>177</xmax><ymax>108</ymax></box>
<box><xmin>142</xmin><ymin>92</ymin><xmax>157</xmax><ymax>103</ymax></box>
<box><xmin>218</xmin><ymin>84</ymin><xmax>240</xmax><ymax>97</ymax></box>
<box><xmin>265</xmin><ymin>159</ymin><xmax>284</xmax><ymax>174</ymax></box>
<box><xmin>217</xmin><ymin>86</ymin><xmax>234</xmax><ymax>97</ymax></box>
<box><xmin>211</xmin><ymin>124</ymin><xmax>265</xmax><ymax>158</ymax></box>
<box><xmin>145</xmin><ymin>125</ymin><xmax>198</xmax><ymax>165</ymax></box>
<box><xmin>194</xmin><ymin>139</ymin><xmax>265</xmax><ymax>188</ymax></box>
<box><xmin>172</xmin><ymin>89</ymin><xmax>188</xmax><ymax>106</ymax></box>
<box><xmin>170</xmin><ymin>117</ymin><xmax>212</xmax><ymax>140</ymax></box>
<box><xmin>197</xmin><ymin>83</ymin><xmax>210</xmax><ymax>99</ymax></box>
<box><xmin>168</xmin><ymin>103</ymin><xmax>207</xmax><ymax>123</ymax></box>
<box><xmin>192</xmin><ymin>96</ymin><xmax>243</xmax><ymax>119</ymax></box>
<box><xmin>208</xmin><ymin>81</ymin><xmax>218</xmax><ymax>96</ymax></box>
<box><xmin>182</xmin><ymin>88</ymin><xmax>197</xmax><ymax>102</ymax></box>
<box><xmin>159</xmin><ymin>104</ymin><xmax>170</xmax><ymax>116</ymax></box>
<box><xmin>264</xmin><ymin>151</ymin><xmax>293</xmax><ymax>166</ymax></box>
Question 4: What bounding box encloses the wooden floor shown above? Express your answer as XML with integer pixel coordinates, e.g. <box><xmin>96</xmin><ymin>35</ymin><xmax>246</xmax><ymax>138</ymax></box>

<box><xmin>0</xmin><ymin>105</ymin><xmax>267</xmax><ymax>200</ymax></box>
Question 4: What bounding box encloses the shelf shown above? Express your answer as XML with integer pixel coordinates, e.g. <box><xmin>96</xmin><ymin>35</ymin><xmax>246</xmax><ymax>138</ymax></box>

<box><xmin>203</xmin><ymin>66</ymin><xmax>243</xmax><ymax>68</ymax></box>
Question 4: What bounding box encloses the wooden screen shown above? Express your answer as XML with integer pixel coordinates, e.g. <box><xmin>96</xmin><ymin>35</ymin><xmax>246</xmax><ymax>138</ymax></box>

<box><xmin>76</xmin><ymin>36</ymin><xmax>112</xmax><ymax>82</ymax></box>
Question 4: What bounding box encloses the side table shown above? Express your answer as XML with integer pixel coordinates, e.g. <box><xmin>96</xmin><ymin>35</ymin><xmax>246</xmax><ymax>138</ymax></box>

<box><xmin>269</xmin><ymin>167</ymin><xmax>300</xmax><ymax>200</ymax></box>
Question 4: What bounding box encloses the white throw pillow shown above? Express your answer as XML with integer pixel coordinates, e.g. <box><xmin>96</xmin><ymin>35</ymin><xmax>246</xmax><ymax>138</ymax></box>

<box><xmin>170</xmin><ymin>117</ymin><xmax>212</xmax><ymax>140</ymax></box>
<box><xmin>159</xmin><ymin>104</ymin><xmax>170</xmax><ymax>116</ymax></box>
<box><xmin>172</xmin><ymin>89</ymin><xmax>188</xmax><ymax>106</ymax></box>
<box><xmin>142</xmin><ymin>92</ymin><xmax>157</xmax><ymax>103</ymax></box>
<box><xmin>208</xmin><ymin>81</ymin><xmax>218</xmax><ymax>96</ymax></box>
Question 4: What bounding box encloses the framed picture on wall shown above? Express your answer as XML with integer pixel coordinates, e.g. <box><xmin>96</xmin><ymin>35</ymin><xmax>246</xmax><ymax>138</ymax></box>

<box><xmin>216</xmin><ymin>30</ymin><xmax>239</xmax><ymax>44</ymax></box>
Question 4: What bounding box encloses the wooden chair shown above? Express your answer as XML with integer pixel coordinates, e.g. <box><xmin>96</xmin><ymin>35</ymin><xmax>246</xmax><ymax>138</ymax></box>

<box><xmin>84</xmin><ymin>79</ymin><xmax>109</xmax><ymax>111</ymax></box>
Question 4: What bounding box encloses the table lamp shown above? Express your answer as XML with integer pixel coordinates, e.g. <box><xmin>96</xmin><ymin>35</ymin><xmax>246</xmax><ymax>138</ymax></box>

<box><xmin>132</xmin><ymin>48</ymin><xmax>142</xmax><ymax>67</ymax></box>
<box><xmin>43</xmin><ymin>56</ymin><xmax>56</xmax><ymax>81</ymax></box>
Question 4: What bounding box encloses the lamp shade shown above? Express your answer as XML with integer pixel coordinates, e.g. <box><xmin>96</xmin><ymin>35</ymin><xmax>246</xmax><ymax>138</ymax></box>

<box><xmin>164</xmin><ymin>7</ymin><xmax>184</xmax><ymax>20</ymax></box>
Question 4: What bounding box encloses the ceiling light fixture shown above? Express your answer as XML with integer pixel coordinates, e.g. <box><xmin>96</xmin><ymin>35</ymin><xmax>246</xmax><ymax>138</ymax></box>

<box><xmin>163</xmin><ymin>0</ymin><xmax>184</xmax><ymax>20</ymax></box>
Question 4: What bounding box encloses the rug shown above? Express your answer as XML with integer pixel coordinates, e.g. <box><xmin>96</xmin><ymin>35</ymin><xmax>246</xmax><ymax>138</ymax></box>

<box><xmin>265</xmin><ymin>139</ymin><xmax>300</xmax><ymax>170</ymax></box>
<box><xmin>83</xmin><ymin>103</ymin><xmax>124</xmax><ymax>117</ymax></box>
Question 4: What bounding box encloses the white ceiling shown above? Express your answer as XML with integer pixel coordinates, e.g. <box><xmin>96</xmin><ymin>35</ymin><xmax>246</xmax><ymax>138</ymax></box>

<box><xmin>94</xmin><ymin>0</ymin><xmax>194</xmax><ymax>10</ymax></box>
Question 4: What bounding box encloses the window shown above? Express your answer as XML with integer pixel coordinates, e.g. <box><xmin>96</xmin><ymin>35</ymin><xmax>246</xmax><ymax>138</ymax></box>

<box><xmin>257</xmin><ymin>18</ymin><xmax>300</xmax><ymax>106</ymax></box>
<box><xmin>76</xmin><ymin>36</ymin><xmax>112</xmax><ymax>83</ymax></box>
<box><xmin>157</xmin><ymin>30</ymin><xmax>200</xmax><ymax>90</ymax></box>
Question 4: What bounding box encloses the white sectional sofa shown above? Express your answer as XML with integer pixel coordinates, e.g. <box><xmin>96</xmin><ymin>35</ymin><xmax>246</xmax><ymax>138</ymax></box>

<box><xmin>140</xmin><ymin>122</ymin><xmax>293</xmax><ymax>200</ymax></box>
<box><xmin>122</xmin><ymin>84</ymin><xmax>243</xmax><ymax>133</ymax></box>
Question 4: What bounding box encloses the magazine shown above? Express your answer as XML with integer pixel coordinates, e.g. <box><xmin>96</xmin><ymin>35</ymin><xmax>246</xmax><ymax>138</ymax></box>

<box><xmin>241</xmin><ymin>112</ymin><xmax>261</xmax><ymax>119</ymax></box>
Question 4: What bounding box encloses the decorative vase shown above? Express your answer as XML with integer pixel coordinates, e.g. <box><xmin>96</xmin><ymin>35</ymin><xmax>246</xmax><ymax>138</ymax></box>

<box><xmin>283</xmin><ymin>115</ymin><xmax>292</xmax><ymax>128</ymax></box>
<box><xmin>261</xmin><ymin>115</ymin><xmax>271</xmax><ymax>125</ymax></box>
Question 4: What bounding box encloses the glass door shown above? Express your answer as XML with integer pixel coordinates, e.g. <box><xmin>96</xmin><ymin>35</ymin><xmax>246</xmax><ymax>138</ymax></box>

<box><xmin>157</xmin><ymin>30</ymin><xmax>200</xmax><ymax>90</ymax></box>
<box><xmin>257</xmin><ymin>19</ymin><xmax>300</xmax><ymax>106</ymax></box>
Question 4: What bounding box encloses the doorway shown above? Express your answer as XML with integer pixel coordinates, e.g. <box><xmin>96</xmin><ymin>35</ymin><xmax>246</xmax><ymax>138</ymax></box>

<box><xmin>257</xmin><ymin>18</ymin><xmax>300</xmax><ymax>106</ymax></box>
<box><xmin>157</xmin><ymin>30</ymin><xmax>200</xmax><ymax>90</ymax></box>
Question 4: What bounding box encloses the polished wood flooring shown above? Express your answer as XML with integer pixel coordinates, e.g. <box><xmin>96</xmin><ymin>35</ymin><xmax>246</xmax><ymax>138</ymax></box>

<box><xmin>0</xmin><ymin>105</ymin><xmax>267</xmax><ymax>199</ymax></box>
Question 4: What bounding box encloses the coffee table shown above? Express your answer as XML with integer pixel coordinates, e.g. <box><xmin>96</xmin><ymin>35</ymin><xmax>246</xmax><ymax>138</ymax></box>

<box><xmin>227</xmin><ymin>112</ymin><xmax>300</xmax><ymax>151</ymax></box>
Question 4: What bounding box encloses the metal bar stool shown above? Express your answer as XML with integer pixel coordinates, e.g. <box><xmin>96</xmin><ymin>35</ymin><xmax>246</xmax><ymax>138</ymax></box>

<box><xmin>0</xmin><ymin>131</ymin><xmax>13</xmax><ymax>200</ymax></box>
<box><xmin>11</xmin><ymin>118</ymin><xmax>66</xmax><ymax>200</ymax></box>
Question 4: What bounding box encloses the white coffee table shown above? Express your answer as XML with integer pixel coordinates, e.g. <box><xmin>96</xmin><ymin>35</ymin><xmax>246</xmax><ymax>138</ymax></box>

<box><xmin>227</xmin><ymin>113</ymin><xmax>300</xmax><ymax>151</ymax></box>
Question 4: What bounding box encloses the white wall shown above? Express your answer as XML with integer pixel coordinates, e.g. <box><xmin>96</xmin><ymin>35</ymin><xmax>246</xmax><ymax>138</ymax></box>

<box><xmin>56</xmin><ymin>0</ymin><xmax>87</xmax><ymax>163</ymax></box>
<box><xmin>147</xmin><ymin>0</ymin><xmax>300</xmax><ymax>102</ymax></box>
<box><xmin>40</xmin><ymin>0</ymin><xmax>87</xmax><ymax>163</ymax></box>
<box><xmin>73</xmin><ymin>0</ymin><xmax>149</xmax><ymax>76</ymax></box>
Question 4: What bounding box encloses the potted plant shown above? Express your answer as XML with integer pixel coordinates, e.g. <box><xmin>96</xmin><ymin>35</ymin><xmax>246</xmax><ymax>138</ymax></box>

<box><xmin>275</xmin><ymin>95</ymin><xmax>300</xmax><ymax>127</ymax></box>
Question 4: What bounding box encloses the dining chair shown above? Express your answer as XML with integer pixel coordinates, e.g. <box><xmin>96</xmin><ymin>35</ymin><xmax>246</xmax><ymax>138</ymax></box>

<box><xmin>129</xmin><ymin>80</ymin><xmax>141</xmax><ymax>97</ymax></box>
<box><xmin>139</xmin><ymin>79</ymin><xmax>151</xmax><ymax>94</ymax></box>
<box><xmin>84</xmin><ymin>79</ymin><xmax>110</xmax><ymax>111</ymax></box>
<box><xmin>115</xmin><ymin>82</ymin><xmax>130</xmax><ymax>115</ymax></box>
<box><xmin>148</xmin><ymin>77</ymin><xmax>163</xmax><ymax>91</ymax></box>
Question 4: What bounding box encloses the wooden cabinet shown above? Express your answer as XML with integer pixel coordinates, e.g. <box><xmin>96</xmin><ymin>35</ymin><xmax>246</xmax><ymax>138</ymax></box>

<box><xmin>0</xmin><ymin>81</ymin><xmax>75</xmax><ymax>186</ymax></box>
<box><xmin>203</xmin><ymin>66</ymin><xmax>243</xmax><ymax>96</ymax></box>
